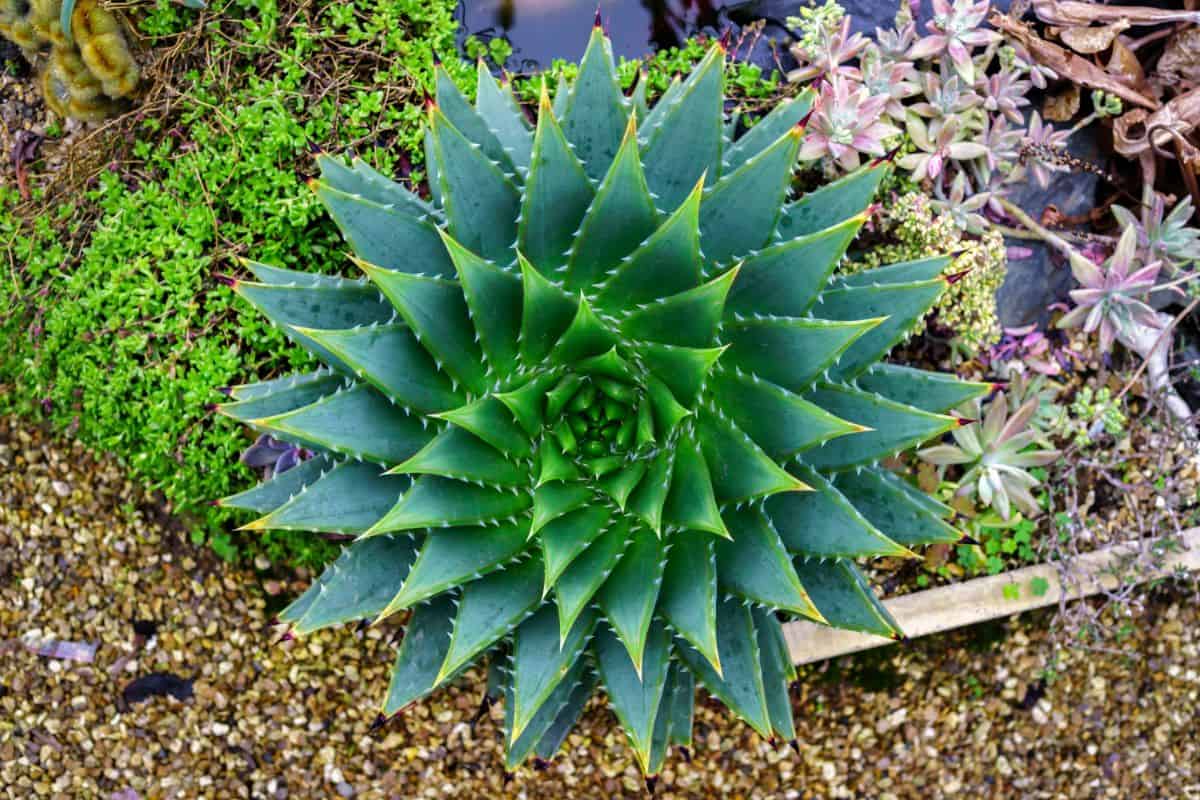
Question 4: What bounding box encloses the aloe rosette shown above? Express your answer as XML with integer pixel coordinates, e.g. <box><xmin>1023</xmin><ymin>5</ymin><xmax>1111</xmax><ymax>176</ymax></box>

<box><xmin>216</xmin><ymin>27</ymin><xmax>987</xmax><ymax>772</ymax></box>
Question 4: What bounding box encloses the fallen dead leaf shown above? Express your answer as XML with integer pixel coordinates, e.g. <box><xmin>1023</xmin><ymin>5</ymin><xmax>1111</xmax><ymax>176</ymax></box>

<box><xmin>1044</xmin><ymin>84</ymin><xmax>1081</xmax><ymax>122</ymax></box>
<box><xmin>1033</xmin><ymin>0</ymin><xmax>1200</xmax><ymax>27</ymax></box>
<box><xmin>1156</xmin><ymin>28</ymin><xmax>1200</xmax><ymax>86</ymax></box>
<box><xmin>1059</xmin><ymin>20</ymin><xmax>1129</xmax><ymax>55</ymax></box>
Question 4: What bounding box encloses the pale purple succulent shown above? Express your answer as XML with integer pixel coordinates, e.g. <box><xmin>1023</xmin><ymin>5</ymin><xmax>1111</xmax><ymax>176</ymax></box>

<box><xmin>920</xmin><ymin>392</ymin><xmax>1061</xmax><ymax>520</ymax></box>
<box><xmin>788</xmin><ymin>16</ymin><xmax>869</xmax><ymax>83</ymax></box>
<box><xmin>1021</xmin><ymin>112</ymin><xmax>1071</xmax><ymax>189</ymax></box>
<box><xmin>933</xmin><ymin>172</ymin><xmax>989</xmax><ymax>234</ymax></box>
<box><xmin>909</xmin><ymin>0</ymin><xmax>1001</xmax><ymax>84</ymax></box>
<box><xmin>1111</xmin><ymin>191</ymin><xmax>1200</xmax><ymax>273</ymax></box>
<box><xmin>874</xmin><ymin>21</ymin><xmax>918</xmax><ymax>63</ymax></box>
<box><xmin>979</xmin><ymin>70</ymin><xmax>1031</xmax><ymax>126</ymax></box>
<box><xmin>861</xmin><ymin>46</ymin><xmax>920</xmax><ymax>121</ymax></box>
<box><xmin>909</xmin><ymin>69</ymin><xmax>983</xmax><ymax>141</ymax></box>
<box><xmin>988</xmin><ymin>325</ymin><xmax>1076</xmax><ymax>376</ymax></box>
<box><xmin>799</xmin><ymin>78</ymin><xmax>900</xmax><ymax>171</ymax></box>
<box><xmin>900</xmin><ymin>115</ymin><xmax>987</xmax><ymax>182</ymax></box>
<box><xmin>1057</xmin><ymin>226</ymin><xmax>1164</xmax><ymax>354</ymax></box>
<box><xmin>242</xmin><ymin>434</ymin><xmax>308</xmax><ymax>479</ymax></box>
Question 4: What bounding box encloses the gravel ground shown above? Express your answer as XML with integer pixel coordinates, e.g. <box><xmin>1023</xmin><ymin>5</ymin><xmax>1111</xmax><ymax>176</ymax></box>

<box><xmin>3</xmin><ymin>414</ymin><xmax>1199</xmax><ymax>800</ymax></box>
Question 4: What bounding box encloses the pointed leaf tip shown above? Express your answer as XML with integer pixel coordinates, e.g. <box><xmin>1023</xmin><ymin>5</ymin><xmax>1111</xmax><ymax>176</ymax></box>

<box><xmin>944</xmin><ymin>268</ymin><xmax>972</xmax><ymax>285</ymax></box>
<box><xmin>216</xmin><ymin>274</ymin><xmax>237</xmax><ymax>287</ymax></box>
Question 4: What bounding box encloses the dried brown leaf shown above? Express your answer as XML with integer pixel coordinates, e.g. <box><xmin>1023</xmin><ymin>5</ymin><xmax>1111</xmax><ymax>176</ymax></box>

<box><xmin>990</xmin><ymin>12</ymin><xmax>1158</xmax><ymax>110</ymax></box>
<box><xmin>1060</xmin><ymin>20</ymin><xmax>1129</xmax><ymax>54</ymax></box>
<box><xmin>1113</xmin><ymin>86</ymin><xmax>1200</xmax><ymax>157</ymax></box>
<box><xmin>1033</xmin><ymin>0</ymin><xmax>1200</xmax><ymax>27</ymax></box>
<box><xmin>1107</xmin><ymin>39</ymin><xmax>1147</xmax><ymax>91</ymax></box>
<box><xmin>1156</xmin><ymin>29</ymin><xmax>1200</xmax><ymax>86</ymax></box>
<box><xmin>1044</xmin><ymin>83</ymin><xmax>1081</xmax><ymax>121</ymax></box>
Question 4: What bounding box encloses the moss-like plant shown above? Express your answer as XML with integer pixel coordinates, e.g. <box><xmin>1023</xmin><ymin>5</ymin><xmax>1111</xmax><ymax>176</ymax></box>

<box><xmin>217</xmin><ymin>28</ymin><xmax>986</xmax><ymax>772</ymax></box>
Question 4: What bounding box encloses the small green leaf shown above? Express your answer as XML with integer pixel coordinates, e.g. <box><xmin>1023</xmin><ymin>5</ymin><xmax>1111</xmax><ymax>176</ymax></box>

<box><xmin>394</xmin><ymin>426</ymin><xmax>528</xmax><ymax>487</ymax></box>
<box><xmin>855</xmin><ymin>363</ymin><xmax>991</xmax><ymax>415</ymax></box>
<box><xmin>594</xmin><ymin>620</ymin><xmax>671</xmax><ymax>771</ymax></box>
<box><xmin>435</xmin><ymin>65</ymin><xmax>517</xmax><ymax>175</ymax></box>
<box><xmin>540</xmin><ymin>505</ymin><xmax>612</xmax><ymax>590</ymax></box>
<box><xmin>315</xmin><ymin>182</ymin><xmax>454</xmax><ymax>277</ymax></box>
<box><xmin>218</xmin><ymin>454</ymin><xmax>332</xmax><ymax>513</ymax></box>
<box><xmin>1030</xmin><ymin>576</ymin><xmax>1051</xmax><ymax>597</ymax></box>
<box><xmin>519</xmin><ymin>253</ymin><xmax>578</xmax><ymax>364</ymax></box>
<box><xmin>696</xmin><ymin>408</ymin><xmax>807</xmax><ymax>505</ymax></box>
<box><xmin>531</xmin><ymin>482</ymin><xmax>592</xmax><ymax>534</ymax></box>
<box><xmin>554</xmin><ymin>518</ymin><xmax>628</xmax><ymax>642</ymax></box>
<box><xmin>627</xmin><ymin>450</ymin><xmax>673</xmax><ymax>533</ymax></box>
<box><xmin>620</xmin><ymin>267</ymin><xmax>737</xmax><ymax>348</ymax></box>
<box><xmin>439</xmin><ymin>232</ymin><xmax>522</xmax><ymax>374</ymax></box>
<box><xmin>475</xmin><ymin>65</ymin><xmax>533</xmax><ymax>172</ymax></box>
<box><xmin>562</xmin><ymin>25</ymin><xmax>628</xmax><ymax>180</ymax></box>
<box><xmin>724</xmin><ymin>90</ymin><xmax>814</xmax><ymax>172</ymax></box>
<box><xmin>435</xmin><ymin>395</ymin><xmax>531</xmax><ymax>458</ymax></box>
<box><xmin>663</xmin><ymin>433</ymin><xmax>726</xmax><ymax>537</ymax></box>
<box><xmin>548</xmin><ymin>296</ymin><xmax>619</xmax><ymax>364</ymax></box>
<box><xmin>317</xmin><ymin>154</ymin><xmax>440</xmax><ymax>221</ymax></box>
<box><xmin>751</xmin><ymin>606</ymin><xmax>796</xmax><ymax>739</ymax></box>
<box><xmin>635</xmin><ymin>342</ymin><xmax>725</xmax><ymax>408</ymax></box>
<box><xmin>723</xmin><ymin>316</ymin><xmax>881</xmax><ymax>394</ymax></box>
<box><xmin>833</xmin><ymin>469</ymin><xmax>961</xmax><ymax>546</ymax></box>
<box><xmin>218</xmin><ymin>373</ymin><xmax>343</xmax><ymax>424</ymax></box>
<box><xmin>776</xmin><ymin>163</ymin><xmax>887</xmax><ymax>240</ymax></box>
<box><xmin>508</xmin><ymin>659</ymin><xmax>595</xmax><ymax>769</ymax></box>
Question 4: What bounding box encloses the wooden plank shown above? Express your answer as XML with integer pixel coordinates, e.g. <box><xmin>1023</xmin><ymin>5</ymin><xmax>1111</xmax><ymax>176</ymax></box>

<box><xmin>784</xmin><ymin>527</ymin><xmax>1200</xmax><ymax>665</ymax></box>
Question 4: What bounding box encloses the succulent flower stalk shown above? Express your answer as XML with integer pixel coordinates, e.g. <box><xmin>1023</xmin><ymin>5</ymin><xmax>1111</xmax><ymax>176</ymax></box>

<box><xmin>217</xmin><ymin>29</ymin><xmax>985</xmax><ymax>772</ymax></box>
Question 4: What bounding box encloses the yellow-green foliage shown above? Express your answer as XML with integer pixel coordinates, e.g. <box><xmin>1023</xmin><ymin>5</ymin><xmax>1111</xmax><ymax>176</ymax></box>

<box><xmin>1</xmin><ymin>0</ymin><xmax>138</xmax><ymax>120</ymax></box>
<box><xmin>849</xmin><ymin>192</ymin><xmax>1005</xmax><ymax>350</ymax></box>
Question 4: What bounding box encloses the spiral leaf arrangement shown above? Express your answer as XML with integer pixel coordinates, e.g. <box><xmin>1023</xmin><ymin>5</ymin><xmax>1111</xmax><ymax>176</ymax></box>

<box><xmin>217</xmin><ymin>26</ymin><xmax>987</xmax><ymax>772</ymax></box>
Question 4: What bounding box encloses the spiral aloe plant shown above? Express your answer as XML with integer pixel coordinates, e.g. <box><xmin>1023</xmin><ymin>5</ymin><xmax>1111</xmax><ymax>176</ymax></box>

<box><xmin>217</xmin><ymin>26</ymin><xmax>988</xmax><ymax>773</ymax></box>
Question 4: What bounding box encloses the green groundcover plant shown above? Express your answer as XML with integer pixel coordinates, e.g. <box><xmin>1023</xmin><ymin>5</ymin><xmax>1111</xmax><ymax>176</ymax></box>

<box><xmin>218</xmin><ymin>26</ymin><xmax>985</xmax><ymax>770</ymax></box>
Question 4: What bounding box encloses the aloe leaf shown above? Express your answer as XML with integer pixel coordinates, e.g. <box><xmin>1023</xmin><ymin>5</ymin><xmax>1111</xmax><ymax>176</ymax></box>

<box><xmin>438</xmin><ymin>553</ymin><xmax>544</xmax><ymax>682</ymax></box>
<box><xmin>642</xmin><ymin>44</ymin><xmax>724</xmax><ymax>211</ymax></box>
<box><xmin>435</xmin><ymin>396</ymin><xmax>531</xmax><ymax>458</ymax></box>
<box><xmin>595</xmin><ymin>177</ymin><xmax>704</xmax><ymax>307</ymax></box>
<box><xmin>534</xmin><ymin>444</ymin><xmax>584</xmax><ymax>492</ymax></box>
<box><xmin>698</xmin><ymin>124</ymin><xmax>801</xmax><ymax>265</ymax></box>
<box><xmin>833</xmin><ymin>255</ymin><xmax>948</xmax><ymax>288</ymax></box>
<box><xmin>598</xmin><ymin>529</ymin><xmax>665</xmax><ymax>673</ymax></box>
<box><xmin>662</xmin><ymin>433</ymin><xmax>726</xmax><ymax>537</ymax></box>
<box><xmin>440</xmin><ymin>231</ymin><xmax>522</xmax><ymax>374</ymax></box>
<box><xmin>532</xmin><ymin>476</ymin><xmax>591</xmax><ymax>530</ymax></box>
<box><xmin>376</xmin><ymin>521</ymin><xmax>530</xmax><ymax>617</ymax></box>
<box><xmin>554</xmin><ymin>518</ymin><xmax>629</xmax><ymax>641</ymax></box>
<box><xmin>562</xmin><ymin>24</ymin><xmax>628</xmax><ymax>180</ymax></box>
<box><xmin>532</xmin><ymin>667</ymin><xmax>597</xmax><ymax>761</ymax></box>
<box><xmin>510</xmin><ymin>604</ymin><xmax>597</xmax><ymax>741</ymax></box>
<box><xmin>495</xmin><ymin>371</ymin><xmax>560</xmax><ymax>435</ymax></box>
<box><xmin>717</xmin><ymin>507</ymin><xmax>822</xmax><ymax>620</ymax></box>
<box><xmin>368</xmin><ymin>475</ymin><xmax>531</xmax><ymax>534</ymax></box>
<box><xmin>676</xmin><ymin>596</ymin><xmax>772</xmax><ymax>738</ymax></box>
<box><xmin>508</xmin><ymin>657</ymin><xmax>593</xmax><ymax>768</ymax></box>
<box><xmin>855</xmin><ymin>363</ymin><xmax>991</xmax><ymax>415</ymax></box>
<box><xmin>725</xmin><ymin>215</ymin><xmax>865</xmax><ymax>319</ymax></box>
<box><xmin>659</xmin><ymin>530</ymin><xmax>720</xmax><ymax>674</ymax></box>
<box><xmin>218</xmin><ymin>373</ymin><xmax>344</xmax><ymax>424</ymax></box>
<box><xmin>868</xmin><ymin>466</ymin><xmax>953</xmax><ymax>518</ymax></box>
<box><xmin>540</xmin><ymin>505</ymin><xmax>612</xmax><ymax>590</ymax></box>
<box><xmin>800</xmin><ymin>383</ymin><xmax>957</xmax><ymax>470</ymax></box>
<box><xmin>429</xmin><ymin>105</ymin><xmax>520</xmax><ymax>264</ymax></box>
<box><xmin>423</xmin><ymin>128</ymin><xmax>442</xmax><ymax>208</ymax></box>
<box><xmin>294</xmin><ymin>324</ymin><xmax>464</xmax><ymax>414</ymax></box>
<box><xmin>394</xmin><ymin>426</ymin><xmax>528</xmax><ymax>487</ymax></box>
<box><xmin>594</xmin><ymin>620</ymin><xmax>671</xmax><ymax>771</ymax></box>
<box><xmin>597</xmin><ymin>460</ymin><xmax>647</xmax><ymax>510</ymax></box>
<box><xmin>223</xmin><ymin>369</ymin><xmax>333</xmax><ymax>402</ymax></box>
<box><xmin>242</xmin><ymin>261</ymin><xmax>348</xmax><ymax>288</ymax></box>
<box><xmin>250</xmin><ymin>384</ymin><xmax>433</xmax><ymax>464</ymax></box>
<box><xmin>817</xmin><ymin>277</ymin><xmax>946</xmax><ymax>381</ymax></box>
<box><xmin>548</xmin><ymin>296</ymin><xmax>619</xmax><ymax>364</ymax></box>
<box><xmin>629</xmin><ymin>70</ymin><xmax>649</xmax><ymax>122</ymax></box>
<box><xmin>696</xmin><ymin>408</ymin><xmax>807</xmax><ymax>505</ymax></box>
<box><xmin>664</xmin><ymin>661</ymin><xmax>695</xmax><ymax>748</ymax></box>
<box><xmin>833</xmin><ymin>469</ymin><xmax>960</xmax><ymax>546</ymax></box>
<box><xmin>723</xmin><ymin>316</ymin><xmax>881</xmax><ymax>394</ymax></box>
<box><xmin>710</xmin><ymin>370</ymin><xmax>861</xmax><ymax>458</ymax></box>
<box><xmin>519</xmin><ymin>253</ymin><xmax>578</xmax><ymax>364</ymax></box>
<box><xmin>644</xmin><ymin>374</ymin><xmax>691</xmax><ymax>438</ymax></box>
<box><xmin>751</xmin><ymin>606</ymin><xmax>796</xmax><ymax>739</ymax></box>
<box><xmin>641</xmin><ymin>75</ymin><xmax>682</xmax><ymax>141</ymax></box>
<box><xmin>315</xmin><ymin>182</ymin><xmax>454</xmax><ymax>277</ymax></box>
<box><xmin>317</xmin><ymin>154</ymin><xmax>441</xmax><ymax>221</ymax></box>
<box><xmin>240</xmin><ymin>460</ymin><xmax>410</xmax><ymax>534</ymax></box>
<box><xmin>792</xmin><ymin>557</ymin><xmax>900</xmax><ymax>638</ymax></box>
<box><xmin>218</xmin><ymin>454</ymin><xmax>333</xmax><ymax>513</ymax></box>
<box><xmin>767</xmin><ymin>466</ymin><xmax>912</xmax><ymax>558</ymax></box>
<box><xmin>635</xmin><ymin>342</ymin><xmax>724</xmax><ymax>408</ymax></box>
<box><xmin>565</xmin><ymin>115</ymin><xmax>659</xmax><ymax>291</ymax></box>
<box><xmin>359</xmin><ymin>264</ymin><xmax>487</xmax><ymax>393</ymax></box>
<box><xmin>381</xmin><ymin>594</ymin><xmax>456</xmax><ymax>715</ymax></box>
<box><xmin>232</xmin><ymin>279</ymin><xmax>394</xmax><ymax>374</ymax></box>
<box><xmin>284</xmin><ymin>535</ymin><xmax>418</xmax><ymax>634</ymax></box>
<box><xmin>775</xmin><ymin>163</ymin><xmax>887</xmax><ymax>240</ymax></box>
<box><xmin>724</xmin><ymin>90</ymin><xmax>814</xmax><ymax>172</ymax></box>
<box><xmin>475</xmin><ymin>65</ymin><xmax>533</xmax><ymax>173</ymax></box>
<box><xmin>620</xmin><ymin>267</ymin><xmax>737</xmax><ymax>348</ymax></box>
<box><xmin>520</xmin><ymin>84</ymin><xmax>595</xmax><ymax>275</ymax></box>
<box><xmin>627</xmin><ymin>449</ymin><xmax>673</xmax><ymax>533</ymax></box>
<box><xmin>435</xmin><ymin>65</ymin><xmax>517</xmax><ymax>175</ymax></box>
